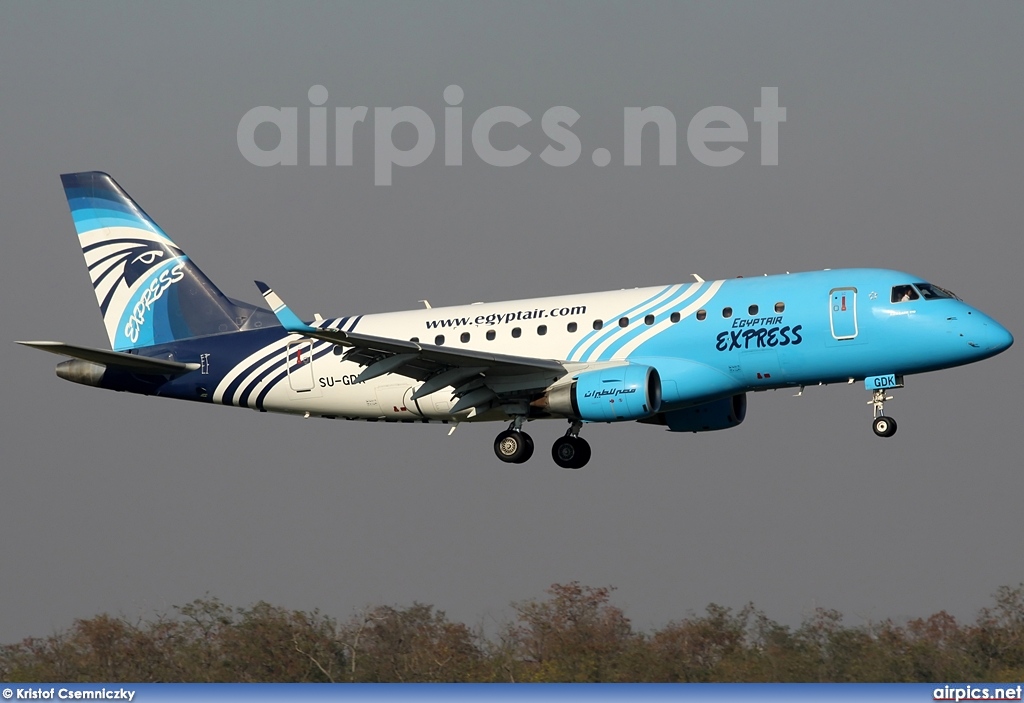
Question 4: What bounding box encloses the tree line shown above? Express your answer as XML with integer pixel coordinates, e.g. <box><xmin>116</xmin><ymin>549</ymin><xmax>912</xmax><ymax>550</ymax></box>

<box><xmin>3</xmin><ymin>582</ymin><xmax>1023</xmax><ymax>682</ymax></box>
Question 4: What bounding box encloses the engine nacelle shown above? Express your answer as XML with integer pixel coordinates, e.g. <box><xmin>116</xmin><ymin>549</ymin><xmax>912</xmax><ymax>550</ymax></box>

<box><xmin>543</xmin><ymin>365</ymin><xmax>662</xmax><ymax>422</ymax></box>
<box><xmin>642</xmin><ymin>393</ymin><xmax>747</xmax><ymax>432</ymax></box>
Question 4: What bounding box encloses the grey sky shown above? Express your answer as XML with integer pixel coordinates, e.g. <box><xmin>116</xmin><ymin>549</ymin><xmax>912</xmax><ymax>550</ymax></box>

<box><xmin>1</xmin><ymin>2</ymin><xmax>1021</xmax><ymax>641</ymax></box>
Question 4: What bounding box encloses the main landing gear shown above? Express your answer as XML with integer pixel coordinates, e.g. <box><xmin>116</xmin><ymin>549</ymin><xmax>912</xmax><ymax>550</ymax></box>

<box><xmin>492</xmin><ymin>419</ymin><xmax>592</xmax><ymax>468</ymax></box>
<box><xmin>493</xmin><ymin>417</ymin><xmax>535</xmax><ymax>464</ymax></box>
<box><xmin>551</xmin><ymin>421</ymin><xmax>591</xmax><ymax>469</ymax></box>
<box><xmin>868</xmin><ymin>388</ymin><xmax>898</xmax><ymax>438</ymax></box>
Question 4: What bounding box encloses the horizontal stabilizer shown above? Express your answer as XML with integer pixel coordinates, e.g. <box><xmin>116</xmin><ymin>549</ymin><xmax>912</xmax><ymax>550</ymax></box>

<box><xmin>16</xmin><ymin>341</ymin><xmax>199</xmax><ymax>374</ymax></box>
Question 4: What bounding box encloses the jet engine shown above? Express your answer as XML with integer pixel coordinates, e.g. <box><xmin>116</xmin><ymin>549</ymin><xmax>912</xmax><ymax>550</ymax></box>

<box><xmin>539</xmin><ymin>364</ymin><xmax>662</xmax><ymax>422</ymax></box>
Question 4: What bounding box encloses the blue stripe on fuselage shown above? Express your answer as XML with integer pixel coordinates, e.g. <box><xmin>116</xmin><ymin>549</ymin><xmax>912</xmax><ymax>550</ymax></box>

<box><xmin>568</xmin><ymin>285</ymin><xmax>674</xmax><ymax>361</ymax></box>
<box><xmin>595</xmin><ymin>282</ymin><xmax>705</xmax><ymax>361</ymax></box>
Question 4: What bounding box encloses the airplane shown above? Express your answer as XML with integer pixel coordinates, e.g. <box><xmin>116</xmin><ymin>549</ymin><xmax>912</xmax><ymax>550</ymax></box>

<box><xmin>18</xmin><ymin>172</ymin><xmax>1014</xmax><ymax>469</ymax></box>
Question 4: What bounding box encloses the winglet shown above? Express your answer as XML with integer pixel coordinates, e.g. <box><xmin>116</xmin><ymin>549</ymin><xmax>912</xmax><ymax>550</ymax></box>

<box><xmin>254</xmin><ymin>281</ymin><xmax>314</xmax><ymax>332</ymax></box>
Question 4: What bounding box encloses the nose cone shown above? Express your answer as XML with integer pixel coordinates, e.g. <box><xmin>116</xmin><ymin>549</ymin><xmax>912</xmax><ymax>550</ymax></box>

<box><xmin>968</xmin><ymin>311</ymin><xmax>1013</xmax><ymax>357</ymax></box>
<box><xmin>987</xmin><ymin>320</ymin><xmax>1014</xmax><ymax>354</ymax></box>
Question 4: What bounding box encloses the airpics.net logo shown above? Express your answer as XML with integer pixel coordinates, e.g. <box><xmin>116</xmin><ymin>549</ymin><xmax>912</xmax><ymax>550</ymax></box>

<box><xmin>236</xmin><ymin>86</ymin><xmax>786</xmax><ymax>186</ymax></box>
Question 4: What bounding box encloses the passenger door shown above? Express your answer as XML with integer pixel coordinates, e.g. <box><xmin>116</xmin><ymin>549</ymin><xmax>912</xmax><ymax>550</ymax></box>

<box><xmin>286</xmin><ymin>340</ymin><xmax>316</xmax><ymax>392</ymax></box>
<box><xmin>829</xmin><ymin>288</ymin><xmax>858</xmax><ymax>340</ymax></box>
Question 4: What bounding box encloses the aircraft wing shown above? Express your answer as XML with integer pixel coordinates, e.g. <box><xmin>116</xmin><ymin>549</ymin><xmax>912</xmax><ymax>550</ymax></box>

<box><xmin>16</xmin><ymin>341</ymin><xmax>200</xmax><ymax>374</ymax></box>
<box><xmin>255</xmin><ymin>282</ymin><xmax>567</xmax><ymax>413</ymax></box>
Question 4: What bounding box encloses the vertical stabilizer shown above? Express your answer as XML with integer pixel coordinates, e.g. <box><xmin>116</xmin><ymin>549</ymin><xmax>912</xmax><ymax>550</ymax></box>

<box><xmin>61</xmin><ymin>172</ymin><xmax>243</xmax><ymax>350</ymax></box>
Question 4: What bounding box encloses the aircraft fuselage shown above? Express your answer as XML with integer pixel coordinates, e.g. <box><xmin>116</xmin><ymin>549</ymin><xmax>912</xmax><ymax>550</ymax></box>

<box><xmin>97</xmin><ymin>268</ymin><xmax>1009</xmax><ymax>425</ymax></box>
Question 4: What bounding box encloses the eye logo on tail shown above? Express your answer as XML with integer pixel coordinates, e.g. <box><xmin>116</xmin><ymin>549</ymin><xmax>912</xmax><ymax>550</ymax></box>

<box><xmin>83</xmin><ymin>236</ymin><xmax>185</xmax><ymax>312</ymax></box>
<box><xmin>125</xmin><ymin>248</ymin><xmax>168</xmax><ymax>285</ymax></box>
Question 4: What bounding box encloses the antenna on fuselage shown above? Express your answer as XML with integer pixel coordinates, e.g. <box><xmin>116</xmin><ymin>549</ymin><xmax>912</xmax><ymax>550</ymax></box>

<box><xmin>691</xmin><ymin>274</ymin><xmax>705</xmax><ymax>283</ymax></box>
<box><xmin>419</xmin><ymin>300</ymin><xmax>432</xmax><ymax>309</ymax></box>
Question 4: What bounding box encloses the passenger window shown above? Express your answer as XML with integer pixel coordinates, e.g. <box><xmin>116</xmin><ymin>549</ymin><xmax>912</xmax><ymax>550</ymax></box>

<box><xmin>775</xmin><ymin>302</ymin><xmax>785</xmax><ymax>313</ymax></box>
<box><xmin>723</xmin><ymin>307</ymin><xmax>733</xmax><ymax>318</ymax></box>
<box><xmin>593</xmin><ymin>320</ymin><xmax>603</xmax><ymax>330</ymax></box>
<box><xmin>567</xmin><ymin>322</ymin><xmax>577</xmax><ymax>333</ymax></box>
<box><xmin>460</xmin><ymin>332</ymin><xmax>470</xmax><ymax>343</ymax></box>
<box><xmin>512</xmin><ymin>327</ymin><xmax>522</xmax><ymax>338</ymax></box>
<box><xmin>644</xmin><ymin>314</ymin><xmax>655</xmax><ymax>326</ymax></box>
<box><xmin>891</xmin><ymin>285</ymin><xmax>919</xmax><ymax>303</ymax></box>
<box><xmin>486</xmin><ymin>330</ymin><xmax>496</xmax><ymax>341</ymax></box>
<box><xmin>748</xmin><ymin>304</ymin><xmax>759</xmax><ymax>315</ymax></box>
<box><xmin>619</xmin><ymin>317</ymin><xmax>629</xmax><ymax>328</ymax></box>
<box><xmin>435</xmin><ymin>335</ymin><xmax>445</xmax><ymax>345</ymax></box>
<box><xmin>695</xmin><ymin>310</ymin><xmax>705</xmax><ymax>321</ymax></box>
<box><xmin>537</xmin><ymin>325</ymin><xmax>547</xmax><ymax>336</ymax></box>
<box><xmin>333</xmin><ymin>345</ymin><xmax>345</xmax><ymax>355</ymax></box>
<box><xmin>672</xmin><ymin>312</ymin><xmax>682</xmax><ymax>323</ymax></box>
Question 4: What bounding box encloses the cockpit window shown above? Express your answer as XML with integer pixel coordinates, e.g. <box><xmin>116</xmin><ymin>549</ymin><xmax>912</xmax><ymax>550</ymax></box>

<box><xmin>914</xmin><ymin>282</ymin><xmax>959</xmax><ymax>300</ymax></box>
<box><xmin>891</xmin><ymin>285</ymin><xmax>919</xmax><ymax>303</ymax></box>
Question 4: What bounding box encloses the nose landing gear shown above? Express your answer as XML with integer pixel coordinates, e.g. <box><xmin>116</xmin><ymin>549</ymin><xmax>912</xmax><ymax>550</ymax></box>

<box><xmin>868</xmin><ymin>388</ymin><xmax>898</xmax><ymax>437</ymax></box>
<box><xmin>872</xmin><ymin>415</ymin><xmax>897</xmax><ymax>437</ymax></box>
<box><xmin>551</xmin><ymin>421</ymin><xmax>591</xmax><ymax>469</ymax></box>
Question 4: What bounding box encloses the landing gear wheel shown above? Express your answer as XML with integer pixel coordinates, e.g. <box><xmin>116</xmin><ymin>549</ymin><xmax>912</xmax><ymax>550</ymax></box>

<box><xmin>552</xmin><ymin>436</ymin><xmax>592</xmax><ymax>469</ymax></box>
<box><xmin>519</xmin><ymin>433</ymin><xmax>535</xmax><ymax>463</ymax></box>
<box><xmin>867</xmin><ymin>388</ymin><xmax>898</xmax><ymax>438</ymax></box>
<box><xmin>872</xmin><ymin>416</ymin><xmax>897</xmax><ymax>438</ymax></box>
<box><xmin>494</xmin><ymin>430</ymin><xmax>534</xmax><ymax>463</ymax></box>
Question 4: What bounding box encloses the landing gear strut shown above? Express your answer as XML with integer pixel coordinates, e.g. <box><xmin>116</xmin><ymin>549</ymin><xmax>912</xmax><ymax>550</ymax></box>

<box><xmin>868</xmin><ymin>389</ymin><xmax>898</xmax><ymax>438</ymax></box>
<box><xmin>493</xmin><ymin>417</ymin><xmax>534</xmax><ymax>464</ymax></box>
<box><xmin>551</xmin><ymin>421</ymin><xmax>591</xmax><ymax>469</ymax></box>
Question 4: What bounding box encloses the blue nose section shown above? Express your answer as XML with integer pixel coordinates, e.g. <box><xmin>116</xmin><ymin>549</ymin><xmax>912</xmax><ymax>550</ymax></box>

<box><xmin>987</xmin><ymin>320</ymin><xmax>1014</xmax><ymax>353</ymax></box>
<box><xmin>969</xmin><ymin>311</ymin><xmax>1014</xmax><ymax>355</ymax></box>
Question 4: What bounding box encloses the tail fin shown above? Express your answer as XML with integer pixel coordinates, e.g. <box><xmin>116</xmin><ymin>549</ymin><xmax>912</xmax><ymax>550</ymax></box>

<box><xmin>61</xmin><ymin>172</ymin><xmax>244</xmax><ymax>351</ymax></box>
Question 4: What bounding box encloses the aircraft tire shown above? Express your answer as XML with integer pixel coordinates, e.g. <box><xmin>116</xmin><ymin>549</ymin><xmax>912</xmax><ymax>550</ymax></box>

<box><xmin>495</xmin><ymin>430</ymin><xmax>533</xmax><ymax>463</ymax></box>
<box><xmin>872</xmin><ymin>416</ymin><xmax>898</xmax><ymax>438</ymax></box>
<box><xmin>552</xmin><ymin>436</ymin><xmax>591</xmax><ymax>469</ymax></box>
<box><xmin>518</xmin><ymin>432</ymin><xmax>535</xmax><ymax>463</ymax></box>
